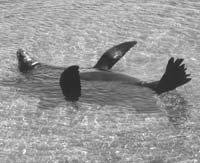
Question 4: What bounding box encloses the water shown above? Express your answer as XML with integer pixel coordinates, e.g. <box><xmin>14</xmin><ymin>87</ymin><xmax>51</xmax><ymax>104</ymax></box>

<box><xmin>0</xmin><ymin>0</ymin><xmax>200</xmax><ymax>162</ymax></box>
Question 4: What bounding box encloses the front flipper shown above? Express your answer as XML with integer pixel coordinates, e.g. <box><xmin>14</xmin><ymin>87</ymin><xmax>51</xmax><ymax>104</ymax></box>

<box><xmin>94</xmin><ymin>41</ymin><xmax>137</xmax><ymax>70</ymax></box>
<box><xmin>59</xmin><ymin>65</ymin><xmax>81</xmax><ymax>102</ymax></box>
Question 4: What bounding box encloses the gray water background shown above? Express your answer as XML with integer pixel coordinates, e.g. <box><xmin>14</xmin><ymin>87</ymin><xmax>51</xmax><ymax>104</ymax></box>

<box><xmin>0</xmin><ymin>0</ymin><xmax>200</xmax><ymax>162</ymax></box>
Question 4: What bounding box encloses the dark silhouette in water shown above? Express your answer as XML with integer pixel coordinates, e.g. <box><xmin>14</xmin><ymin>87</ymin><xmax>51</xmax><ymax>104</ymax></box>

<box><xmin>12</xmin><ymin>41</ymin><xmax>191</xmax><ymax>114</ymax></box>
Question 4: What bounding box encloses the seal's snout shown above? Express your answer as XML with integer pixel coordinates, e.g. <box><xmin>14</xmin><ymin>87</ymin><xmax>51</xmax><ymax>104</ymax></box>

<box><xmin>16</xmin><ymin>48</ymin><xmax>25</xmax><ymax>61</ymax></box>
<box><xmin>16</xmin><ymin>48</ymin><xmax>25</xmax><ymax>55</ymax></box>
<box><xmin>16</xmin><ymin>48</ymin><xmax>39</xmax><ymax>73</ymax></box>
<box><xmin>17</xmin><ymin>49</ymin><xmax>32</xmax><ymax>62</ymax></box>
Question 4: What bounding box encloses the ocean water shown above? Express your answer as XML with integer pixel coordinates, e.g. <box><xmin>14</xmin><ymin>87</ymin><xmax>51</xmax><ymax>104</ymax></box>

<box><xmin>0</xmin><ymin>0</ymin><xmax>200</xmax><ymax>162</ymax></box>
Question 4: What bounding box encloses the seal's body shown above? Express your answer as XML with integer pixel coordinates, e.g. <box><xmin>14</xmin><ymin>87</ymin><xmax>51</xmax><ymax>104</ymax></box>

<box><xmin>16</xmin><ymin>41</ymin><xmax>191</xmax><ymax>104</ymax></box>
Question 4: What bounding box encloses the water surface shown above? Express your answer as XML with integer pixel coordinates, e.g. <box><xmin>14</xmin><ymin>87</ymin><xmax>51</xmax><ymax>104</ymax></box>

<box><xmin>0</xmin><ymin>0</ymin><xmax>200</xmax><ymax>162</ymax></box>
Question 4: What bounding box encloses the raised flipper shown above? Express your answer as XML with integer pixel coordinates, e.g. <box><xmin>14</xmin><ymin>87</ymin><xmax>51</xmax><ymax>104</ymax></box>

<box><xmin>16</xmin><ymin>49</ymin><xmax>40</xmax><ymax>73</ymax></box>
<box><xmin>94</xmin><ymin>41</ymin><xmax>137</xmax><ymax>70</ymax></box>
<box><xmin>59</xmin><ymin>65</ymin><xmax>81</xmax><ymax>102</ymax></box>
<box><xmin>143</xmin><ymin>57</ymin><xmax>191</xmax><ymax>94</ymax></box>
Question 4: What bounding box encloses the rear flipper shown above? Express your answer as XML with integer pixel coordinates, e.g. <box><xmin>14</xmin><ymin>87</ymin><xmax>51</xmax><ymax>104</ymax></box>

<box><xmin>144</xmin><ymin>57</ymin><xmax>191</xmax><ymax>94</ymax></box>
<box><xmin>59</xmin><ymin>65</ymin><xmax>81</xmax><ymax>102</ymax></box>
<box><xmin>16</xmin><ymin>49</ymin><xmax>40</xmax><ymax>73</ymax></box>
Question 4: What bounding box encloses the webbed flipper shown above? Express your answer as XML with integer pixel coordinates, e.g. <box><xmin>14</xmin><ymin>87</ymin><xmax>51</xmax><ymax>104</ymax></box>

<box><xmin>59</xmin><ymin>65</ymin><xmax>81</xmax><ymax>102</ymax></box>
<box><xmin>143</xmin><ymin>57</ymin><xmax>191</xmax><ymax>94</ymax></box>
<box><xmin>94</xmin><ymin>41</ymin><xmax>137</xmax><ymax>70</ymax></box>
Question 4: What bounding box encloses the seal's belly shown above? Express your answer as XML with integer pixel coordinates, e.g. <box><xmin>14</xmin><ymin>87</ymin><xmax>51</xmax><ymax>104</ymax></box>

<box><xmin>80</xmin><ymin>70</ymin><xmax>141</xmax><ymax>85</ymax></box>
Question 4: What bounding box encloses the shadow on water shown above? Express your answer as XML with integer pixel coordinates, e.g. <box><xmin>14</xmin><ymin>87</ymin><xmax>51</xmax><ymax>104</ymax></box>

<box><xmin>0</xmin><ymin>64</ymin><xmax>190</xmax><ymax>126</ymax></box>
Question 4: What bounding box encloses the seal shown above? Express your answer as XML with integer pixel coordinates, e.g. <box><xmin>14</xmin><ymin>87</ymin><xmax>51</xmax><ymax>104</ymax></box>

<box><xmin>16</xmin><ymin>41</ymin><xmax>191</xmax><ymax>102</ymax></box>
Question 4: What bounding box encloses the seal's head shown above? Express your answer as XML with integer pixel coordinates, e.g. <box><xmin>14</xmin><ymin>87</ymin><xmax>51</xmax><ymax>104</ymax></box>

<box><xmin>16</xmin><ymin>49</ymin><xmax>40</xmax><ymax>73</ymax></box>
